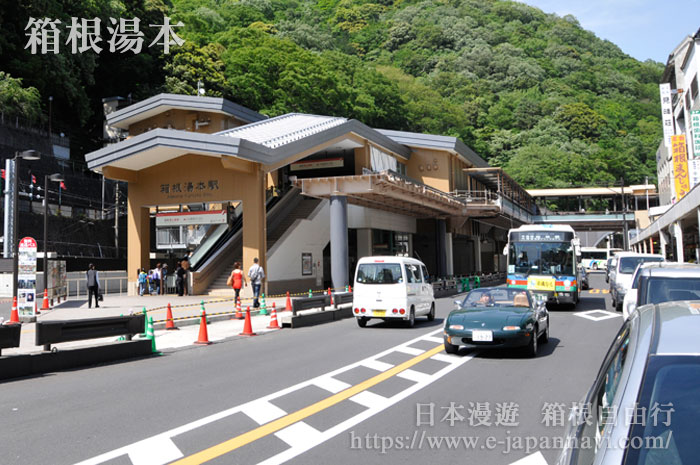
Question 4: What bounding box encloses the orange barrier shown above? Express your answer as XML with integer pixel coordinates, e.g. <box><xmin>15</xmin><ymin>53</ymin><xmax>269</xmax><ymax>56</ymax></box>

<box><xmin>285</xmin><ymin>291</ymin><xmax>292</xmax><ymax>311</ymax></box>
<box><xmin>165</xmin><ymin>303</ymin><xmax>178</xmax><ymax>330</ymax></box>
<box><xmin>194</xmin><ymin>310</ymin><xmax>212</xmax><ymax>345</ymax></box>
<box><xmin>8</xmin><ymin>297</ymin><xmax>19</xmax><ymax>324</ymax></box>
<box><xmin>234</xmin><ymin>298</ymin><xmax>244</xmax><ymax>320</ymax></box>
<box><xmin>239</xmin><ymin>306</ymin><xmax>256</xmax><ymax>336</ymax></box>
<box><xmin>267</xmin><ymin>303</ymin><xmax>280</xmax><ymax>330</ymax></box>
<box><xmin>41</xmin><ymin>289</ymin><xmax>50</xmax><ymax>310</ymax></box>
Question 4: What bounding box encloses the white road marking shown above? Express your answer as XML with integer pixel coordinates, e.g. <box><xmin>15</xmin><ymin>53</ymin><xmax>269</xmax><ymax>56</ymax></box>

<box><xmin>394</xmin><ymin>346</ymin><xmax>425</xmax><ymax>356</ymax></box>
<box><xmin>362</xmin><ymin>359</ymin><xmax>394</xmax><ymax>372</ymax></box>
<box><xmin>241</xmin><ymin>400</ymin><xmax>287</xmax><ymax>425</ymax></box>
<box><xmin>423</xmin><ymin>336</ymin><xmax>444</xmax><ymax>343</ymax></box>
<box><xmin>127</xmin><ymin>437</ymin><xmax>183</xmax><ymax>465</ymax></box>
<box><xmin>73</xmin><ymin>327</ymin><xmax>470</xmax><ymax>465</ymax></box>
<box><xmin>349</xmin><ymin>390</ymin><xmax>388</xmax><ymax>409</ymax></box>
<box><xmin>574</xmin><ymin>310</ymin><xmax>621</xmax><ymax>321</ymax></box>
<box><xmin>430</xmin><ymin>353</ymin><xmax>459</xmax><ymax>364</ymax></box>
<box><xmin>313</xmin><ymin>376</ymin><xmax>351</xmax><ymax>394</ymax></box>
<box><xmin>397</xmin><ymin>368</ymin><xmax>431</xmax><ymax>383</ymax></box>
<box><xmin>509</xmin><ymin>451</ymin><xmax>548</xmax><ymax>465</ymax></box>
<box><xmin>274</xmin><ymin>422</ymin><xmax>322</xmax><ymax>447</ymax></box>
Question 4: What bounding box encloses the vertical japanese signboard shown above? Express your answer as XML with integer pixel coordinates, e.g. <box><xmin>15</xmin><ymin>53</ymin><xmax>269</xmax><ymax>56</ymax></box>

<box><xmin>672</xmin><ymin>135</ymin><xmax>691</xmax><ymax>202</ymax></box>
<box><xmin>18</xmin><ymin>236</ymin><xmax>37</xmax><ymax>317</ymax></box>
<box><xmin>660</xmin><ymin>83</ymin><xmax>674</xmax><ymax>148</ymax></box>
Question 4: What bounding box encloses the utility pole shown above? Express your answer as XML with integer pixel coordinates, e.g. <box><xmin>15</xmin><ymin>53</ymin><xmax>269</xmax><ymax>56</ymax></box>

<box><xmin>114</xmin><ymin>183</ymin><xmax>119</xmax><ymax>258</ymax></box>
<box><xmin>621</xmin><ymin>177</ymin><xmax>629</xmax><ymax>251</ymax></box>
<box><xmin>101</xmin><ymin>175</ymin><xmax>105</xmax><ymax>219</ymax></box>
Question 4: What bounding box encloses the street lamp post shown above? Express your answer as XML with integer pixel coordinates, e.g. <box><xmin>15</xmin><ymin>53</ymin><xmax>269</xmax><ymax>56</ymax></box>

<box><xmin>12</xmin><ymin>150</ymin><xmax>41</xmax><ymax>300</ymax></box>
<box><xmin>43</xmin><ymin>173</ymin><xmax>64</xmax><ymax>296</ymax></box>
<box><xmin>621</xmin><ymin>177</ymin><xmax>629</xmax><ymax>251</ymax></box>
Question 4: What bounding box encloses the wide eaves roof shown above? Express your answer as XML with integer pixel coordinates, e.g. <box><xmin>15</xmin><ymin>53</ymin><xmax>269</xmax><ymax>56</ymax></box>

<box><xmin>376</xmin><ymin>129</ymin><xmax>489</xmax><ymax>168</ymax></box>
<box><xmin>106</xmin><ymin>93</ymin><xmax>268</xmax><ymax>130</ymax></box>
<box><xmin>86</xmin><ymin>114</ymin><xmax>411</xmax><ymax>172</ymax></box>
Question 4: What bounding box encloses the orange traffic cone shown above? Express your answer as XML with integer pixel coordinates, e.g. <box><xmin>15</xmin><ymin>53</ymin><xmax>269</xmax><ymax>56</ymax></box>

<box><xmin>285</xmin><ymin>291</ymin><xmax>292</xmax><ymax>311</ymax></box>
<box><xmin>41</xmin><ymin>289</ymin><xmax>50</xmax><ymax>310</ymax></box>
<box><xmin>239</xmin><ymin>306</ymin><xmax>256</xmax><ymax>336</ymax></box>
<box><xmin>349</xmin><ymin>285</ymin><xmax>352</xmax><ymax>293</ymax></box>
<box><xmin>194</xmin><ymin>310</ymin><xmax>211</xmax><ymax>345</ymax></box>
<box><xmin>165</xmin><ymin>303</ymin><xmax>178</xmax><ymax>330</ymax></box>
<box><xmin>8</xmin><ymin>296</ymin><xmax>20</xmax><ymax>324</ymax></box>
<box><xmin>328</xmin><ymin>287</ymin><xmax>334</xmax><ymax>306</ymax></box>
<box><xmin>35</xmin><ymin>300</ymin><xmax>39</xmax><ymax>315</ymax></box>
<box><xmin>267</xmin><ymin>303</ymin><xmax>281</xmax><ymax>329</ymax></box>
<box><xmin>234</xmin><ymin>298</ymin><xmax>244</xmax><ymax>320</ymax></box>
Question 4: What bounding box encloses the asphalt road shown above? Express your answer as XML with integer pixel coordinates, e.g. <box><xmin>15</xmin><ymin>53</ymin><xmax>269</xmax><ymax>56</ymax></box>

<box><xmin>0</xmin><ymin>274</ymin><xmax>622</xmax><ymax>465</ymax></box>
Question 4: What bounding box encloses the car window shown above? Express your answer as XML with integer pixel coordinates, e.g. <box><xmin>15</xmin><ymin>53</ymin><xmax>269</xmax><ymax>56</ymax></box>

<box><xmin>619</xmin><ymin>257</ymin><xmax>664</xmax><ymax>274</ymax></box>
<box><xmin>405</xmin><ymin>264</ymin><xmax>420</xmax><ymax>283</ymax></box>
<box><xmin>463</xmin><ymin>289</ymin><xmax>530</xmax><ymax>308</ymax></box>
<box><xmin>624</xmin><ymin>357</ymin><xmax>700</xmax><ymax>465</ymax></box>
<box><xmin>645</xmin><ymin>277</ymin><xmax>700</xmax><ymax>304</ymax></box>
<box><xmin>421</xmin><ymin>265</ymin><xmax>429</xmax><ymax>283</ymax></box>
<box><xmin>356</xmin><ymin>263</ymin><xmax>403</xmax><ymax>284</ymax></box>
<box><xmin>574</xmin><ymin>323</ymin><xmax>631</xmax><ymax>465</ymax></box>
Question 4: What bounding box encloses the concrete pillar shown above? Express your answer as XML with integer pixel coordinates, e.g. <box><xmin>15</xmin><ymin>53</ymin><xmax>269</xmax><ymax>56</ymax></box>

<box><xmin>357</xmin><ymin>228</ymin><xmax>372</xmax><ymax>258</ymax></box>
<box><xmin>659</xmin><ymin>231</ymin><xmax>667</xmax><ymax>260</ymax></box>
<box><xmin>649</xmin><ymin>238</ymin><xmax>654</xmax><ymax>254</ymax></box>
<box><xmin>436</xmin><ymin>219</ymin><xmax>447</xmax><ymax>277</ymax></box>
<box><xmin>330</xmin><ymin>195</ymin><xmax>349</xmax><ymax>289</ymax></box>
<box><xmin>674</xmin><ymin>222</ymin><xmax>684</xmax><ymax>263</ymax></box>
<box><xmin>127</xmin><ymin>196</ymin><xmax>150</xmax><ymax>295</ymax></box>
<box><xmin>241</xmin><ymin>168</ymin><xmax>267</xmax><ymax>294</ymax></box>
<box><xmin>474</xmin><ymin>236</ymin><xmax>482</xmax><ymax>272</ymax></box>
<box><xmin>446</xmin><ymin>232</ymin><xmax>454</xmax><ymax>276</ymax></box>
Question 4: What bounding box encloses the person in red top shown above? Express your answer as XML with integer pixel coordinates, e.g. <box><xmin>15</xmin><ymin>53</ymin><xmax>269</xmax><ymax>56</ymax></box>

<box><xmin>229</xmin><ymin>262</ymin><xmax>246</xmax><ymax>302</ymax></box>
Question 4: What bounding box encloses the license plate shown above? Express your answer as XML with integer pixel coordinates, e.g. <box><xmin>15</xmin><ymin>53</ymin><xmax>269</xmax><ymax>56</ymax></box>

<box><xmin>373</xmin><ymin>310</ymin><xmax>386</xmax><ymax>317</ymax></box>
<box><xmin>528</xmin><ymin>277</ymin><xmax>555</xmax><ymax>291</ymax></box>
<box><xmin>472</xmin><ymin>330</ymin><xmax>493</xmax><ymax>342</ymax></box>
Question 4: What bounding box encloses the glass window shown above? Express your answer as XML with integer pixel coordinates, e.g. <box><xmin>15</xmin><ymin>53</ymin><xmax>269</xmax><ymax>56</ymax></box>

<box><xmin>619</xmin><ymin>257</ymin><xmax>664</xmax><ymax>274</ymax></box>
<box><xmin>462</xmin><ymin>288</ymin><xmax>530</xmax><ymax>308</ymax></box>
<box><xmin>645</xmin><ymin>277</ymin><xmax>700</xmax><ymax>304</ymax></box>
<box><xmin>421</xmin><ymin>265</ymin><xmax>429</xmax><ymax>283</ymax></box>
<box><xmin>625</xmin><ymin>358</ymin><xmax>700</xmax><ymax>465</ymax></box>
<box><xmin>405</xmin><ymin>264</ymin><xmax>420</xmax><ymax>283</ymax></box>
<box><xmin>356</xmin><ymin>263</ymin><xmax>403</xmax><ymax>284</ymax></box>
<box><xmin>509</xmin><ymin>241</ymin><xmax>574</xmax><ymax>275</ymax></box>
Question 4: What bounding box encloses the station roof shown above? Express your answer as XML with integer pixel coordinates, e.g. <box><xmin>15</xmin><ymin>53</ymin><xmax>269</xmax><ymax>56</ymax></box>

<box><xmin>105</xmin><ymin>93</ymin><xmax>268</xmax><ymax>130</ymax></box>
<box><xmin>377</xmin><ymin>129</ymin><xmax>489</xmax><ymax>168</ymax></box>
<box><xmin>527</xmin><ymin>185</ymin><xmax>657</xmax><ymax>197</ymax></box>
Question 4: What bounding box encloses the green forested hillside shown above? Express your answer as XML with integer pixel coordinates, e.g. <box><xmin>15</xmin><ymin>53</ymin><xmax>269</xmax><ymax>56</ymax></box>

<box><xmin>0</xmin><ymin>0</ymin><xmax>663</xmax><ymax>187</ymax></box>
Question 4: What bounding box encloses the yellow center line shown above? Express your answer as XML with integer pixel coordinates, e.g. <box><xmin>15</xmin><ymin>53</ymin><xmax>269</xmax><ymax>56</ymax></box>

<box><xmin>171</xmin><ymin>344</ymin><xmax>445</xmax><ymax>465</ymax></box>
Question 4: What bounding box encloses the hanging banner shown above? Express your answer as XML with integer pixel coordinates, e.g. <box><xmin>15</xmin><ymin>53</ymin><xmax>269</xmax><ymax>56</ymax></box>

<box><xmin>672</xmin><ymin>135</ymin><xmax>690</xmax><ymax>201</ymax></box>
<box><xmin>660</xmin><ymin>83</ymin><xmax>674</xmax><ymax>148</ymax></box>
<box><xmin>692</xmin><ymin>109</ymin><xmax>700</xmax><ymax>157</ymax></box>
<box><xmin>17</xmin><ymin>236</ymin><xmax>37</xmax><ymax>317</ymax></box>
<box><xmin>155</xmin><ymin>210</ymin><xmax>227</xmax><ymax>226</ymax></box>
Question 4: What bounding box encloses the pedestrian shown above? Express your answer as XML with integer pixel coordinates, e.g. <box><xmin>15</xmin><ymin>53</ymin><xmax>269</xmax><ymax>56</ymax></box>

<box><xmin>86</xmin><ymin>263</ymin><xmax>100</xmax><ymax>308</ymax></box>
<box><xmin>182</xmin><ymin>258</ymin><xmax>190</xmax><ymax>296</ymax></box>
<box><xmin>176</xmin><ymin>261</ymin><xmax>186</xmax><ymax>297</ymax></box>
<box><xmin>247</xmin><ymin>257</ymin><xmax>265</xmax><ymax>308</ymax></box>
<box><xmin>153</xmin><ymin>263</ymin><xmax>162</xmax><ymax>295</ymax></box>
<box><xmin>161</xmin><ymin>263</ymin><xmax>168</xmax><ymax>295</ymax></box>
<box><xmin>228</xmin><ymin>262</ymin><xmax>246</xmax><ymax>302</ymax></box>
<box><xmin>138</xmin><ymin>268</ymin><xmax>147</xmax><ymax>296</ymax></box>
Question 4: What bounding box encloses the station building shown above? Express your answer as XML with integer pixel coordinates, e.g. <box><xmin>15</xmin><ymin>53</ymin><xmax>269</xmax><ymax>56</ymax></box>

<box><xmin>85</xmin><ymin>94</ymin><xmax>535</xmax><ymax>296</ymax></box>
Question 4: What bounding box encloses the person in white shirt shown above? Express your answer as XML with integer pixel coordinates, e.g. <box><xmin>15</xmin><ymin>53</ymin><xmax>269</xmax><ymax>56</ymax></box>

<box><xmin>247</xmin><ymin>258</ymin><xmax>265</xmax><ymax>308</ymax></box>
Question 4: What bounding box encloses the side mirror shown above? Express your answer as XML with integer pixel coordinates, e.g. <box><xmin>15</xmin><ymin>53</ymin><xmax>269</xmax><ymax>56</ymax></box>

<box><xmin>454</xmin><ymin>299</ymin><xmax>462</xmax><ymax>309</ymax></box>
<box><xmin>502</xmin><ymin>246</ymin><xmax>508</xmax><ymax>256</ymax></box>
<box><xmin>536</xmin><ymin>301</ymin><xmax>546</xmax><ymax>311</ymax></box>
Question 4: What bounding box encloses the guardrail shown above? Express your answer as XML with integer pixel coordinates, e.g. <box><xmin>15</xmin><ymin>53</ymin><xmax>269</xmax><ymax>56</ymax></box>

<box><xmin>0</xmin><ymin>324</ymin><xmax>21</xmax><ymax>356</ymax></box>
<box><xmin>66</xmin><ymin>276</ymin><xmax>129</xmax><ymax>298</ymax></box>
<box><xmin>35</xmin><ymin>314</ymin><xmax>145</xmax><ymax>352</ymax></box>
<box><xmin>292</xmin><ymin>295</ymin><xmax>330</xmax><ymax>315</ymax></box>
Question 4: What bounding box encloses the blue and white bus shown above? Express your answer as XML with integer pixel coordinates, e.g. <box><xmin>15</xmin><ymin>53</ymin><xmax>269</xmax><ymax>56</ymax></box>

<box><xmin>505</xmin><ymin>224</ymin><xmax>581</xmax><ymax>307</ymax></box>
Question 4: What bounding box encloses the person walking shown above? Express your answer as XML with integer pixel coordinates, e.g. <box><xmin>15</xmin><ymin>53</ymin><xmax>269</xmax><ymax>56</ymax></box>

<box><xmin>228</xmin><ymin>262</ymin><xmax>246</xmax><ymax>302</ymax></box>
<box><xmin>154</xmin><ymin>263</ymin><xmax>162</xmax><ymax>295</ymax></box>
<box><xmin>247</xmin><ymin>257</ymin><xmax>265</xmax><ymax>308</ymax></box>
<box><xmin>138</xmin><ymin>268</ymin><xmax>147</xmax><ymax>296</ymax></box>
<box><xmin>176</xmin><ymin>261</ymin><xmax>185</xmax><ymax>297</ymax></box>
<box><xmin>161</xmin><ymin>263</ymin><xmax>168</xmax><ymax>295</ymax></box>
<box><xmin>86</xmin><ymin>263</ymin><xmax>100</xmax><ymax>308</ymax></box>
<box><xmin>182</xmin><ymin>258</ymin><xmax>190</xmax><ymax>296</ymax></box>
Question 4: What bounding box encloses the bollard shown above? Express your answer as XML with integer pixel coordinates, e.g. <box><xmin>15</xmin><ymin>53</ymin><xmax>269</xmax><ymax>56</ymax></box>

<box><xmin>146</xmin><ymin>316</ymin><xmax>156</xmax><ymax>352</ymax></box>
<box><xmin>474</xmin><ymin>276</ymin><xmax>481</xmax><ymax>289</ymax></box>
<box><xmin>308</xmin><ymin>289</ymin><xmax>312</xmax><ymax>298</ymax></box>
<box><xmin>259</xmin><ymin>293</ymin><xmax>268</xmax><ymax>316</ymax></box>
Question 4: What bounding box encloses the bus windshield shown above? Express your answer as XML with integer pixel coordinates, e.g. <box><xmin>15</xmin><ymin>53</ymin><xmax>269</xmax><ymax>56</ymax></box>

<box><xmin>509</xmin><ymin>242</ymin><xmax>574</xmax><ymax>276</ymax></box>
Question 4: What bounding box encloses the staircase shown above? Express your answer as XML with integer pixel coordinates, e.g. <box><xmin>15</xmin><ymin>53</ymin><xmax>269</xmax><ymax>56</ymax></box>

<box><xmin>205</xmin><ymin>195</ymin><xmax>322</xmax><ymax>296</ymax></box>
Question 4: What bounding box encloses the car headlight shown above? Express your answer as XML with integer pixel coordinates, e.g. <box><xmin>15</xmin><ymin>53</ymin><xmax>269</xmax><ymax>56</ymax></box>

<box><xmin>448</xmin><ymin>324</ymin><xmax>464</xmax><ymax>330</ymax></box>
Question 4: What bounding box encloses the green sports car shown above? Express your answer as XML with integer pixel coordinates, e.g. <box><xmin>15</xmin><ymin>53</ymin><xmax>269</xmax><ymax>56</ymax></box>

<box><xmin>444</xmin><ymin>288</ymin><xmax>550</xmax><ymax>357</ymax></box>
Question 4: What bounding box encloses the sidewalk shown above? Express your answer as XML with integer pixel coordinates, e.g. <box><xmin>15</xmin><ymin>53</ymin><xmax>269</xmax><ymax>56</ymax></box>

<box><xmin>3</xmin><ymin>293</ymin><xmax>292</xmax><ymax>356</ymax></box>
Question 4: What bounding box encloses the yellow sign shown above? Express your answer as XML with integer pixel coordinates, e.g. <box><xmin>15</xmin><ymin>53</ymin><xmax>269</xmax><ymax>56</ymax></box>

<box><xmin>527</xmin><ymin>277</ymin><xmax>555</xmax><ymax>291</ymax></box>
<box><xmin>672</xmin><ymin>135</ymin><xmax>690</xmax><ymax>201</ymax></box>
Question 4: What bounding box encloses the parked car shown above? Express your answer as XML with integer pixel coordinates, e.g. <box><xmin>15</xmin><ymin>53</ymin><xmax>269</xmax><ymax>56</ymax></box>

<box><xmin>605</xmin><ymin>257</ymin><xmax>616</xmax><ymax>283</ymax></box>
<box><xmin>353</xmin><ymin>256</ymin><xmax>435</xmax><ymax>328</ymax></box>
<box><xmin>609</xmin><ymin>252</ymin><xmax>664</xmax><ymax>311</ymax></box>
<box><xmin>579</xmin><ymin>265</ymin><xmax>590</xmax><ymax>290</ymax></box>
<box><xmin>622</xmin><ymin>262</ymin><xmax>700</xmax><ymax>319</ymax></box>
<box><xmin>556</xmin><ymin>301</ymin><xmax>700</xmax><ymax>465</ymax></box>
<box><xmin>443</xmin><ymin>288</ymin><xmax>549</xmax><ymax>357</ymax></box>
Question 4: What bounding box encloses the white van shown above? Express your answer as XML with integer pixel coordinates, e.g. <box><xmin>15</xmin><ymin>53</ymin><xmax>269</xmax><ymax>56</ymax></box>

<box><xmin>352</xmin><ymin>256</ymin><xmax>435</xmax><ymax>328</ymax></box>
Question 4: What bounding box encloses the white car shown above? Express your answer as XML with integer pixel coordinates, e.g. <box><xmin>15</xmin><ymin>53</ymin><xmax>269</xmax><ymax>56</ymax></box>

<box><xmin>610</xmin><ymin>252</ymin><xmax>664</xmax><ymax>311</ymax></box>
<box><xmin>623</xmin><ymin>262</ymin><xmax>700</xmax><ymax>319</ymax></box>
<box><xmin>352</xmin><ymin>256</ymin><xmax>435</xmax><ymax>328</ymax></box>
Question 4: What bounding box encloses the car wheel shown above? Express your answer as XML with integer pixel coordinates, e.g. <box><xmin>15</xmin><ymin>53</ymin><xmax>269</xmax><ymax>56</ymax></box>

<box><xmin>427</xmin><ymin>303</ymin><xmax>435</xmax><ymax>322</ymax></box>
<box><xmin>357</xmin><ymin>317</ymin><xmax>367</xmax><ymax>328</ymax></box>
<box><xmin>539</xmin><ymin>318</ymin><xmax>550</xmax><ymax>344</ymax></box>
<box><xmin>406</xmin><ymin>307</ymin><xmax>415</xmax><ymax>328</ymax></box>
<box><xmin>525</xmin><ymin>327</ymin><xmax>538</xmax><ymax>357</ymax></box>
<box><xmin>444</xmin><ymin>338</ymin><xmax>459</xmax><ymax>354</ymax></box>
